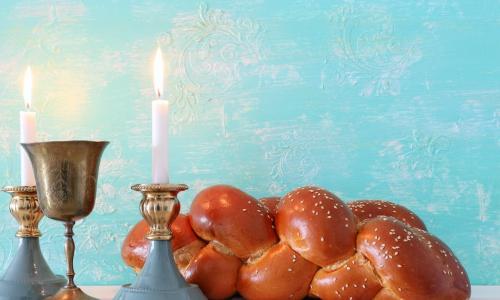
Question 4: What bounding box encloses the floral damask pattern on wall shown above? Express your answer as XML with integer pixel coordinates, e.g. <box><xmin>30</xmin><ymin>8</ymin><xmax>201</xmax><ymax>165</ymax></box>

<box><xmin>162</xmin><ymin>3</ymin><xmax>263</xmax><ymax>130</ymax></box>
<box><xmin>0</xmin><ymin>0</ymin><xmax>498</xmax><ymax>285</ymax></box>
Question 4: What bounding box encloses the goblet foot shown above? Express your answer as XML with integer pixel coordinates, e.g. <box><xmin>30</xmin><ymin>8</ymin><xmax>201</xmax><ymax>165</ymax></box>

<box><xmin>47</xmin><ymin>287</ymin><xmax>98</xmax><ymax>300</ymax></box>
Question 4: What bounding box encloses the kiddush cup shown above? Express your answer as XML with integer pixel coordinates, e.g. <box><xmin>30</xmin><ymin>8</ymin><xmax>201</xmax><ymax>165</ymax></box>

<box><xmin>22</xmin><ymin>140</ymin><xmax>109</xmax><ymax>300</ymax></box>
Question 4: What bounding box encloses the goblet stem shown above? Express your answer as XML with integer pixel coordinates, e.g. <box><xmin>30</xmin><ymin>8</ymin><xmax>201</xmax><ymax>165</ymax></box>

<box><xmin>64</xmin><ymin>221</ymin><xmax>76</xmax><ymax>289</ymax></box>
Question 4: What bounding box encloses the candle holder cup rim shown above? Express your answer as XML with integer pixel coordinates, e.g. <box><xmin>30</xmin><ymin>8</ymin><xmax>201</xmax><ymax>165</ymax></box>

<box><xmin>2</xmin><ymin>185</ymin><xmax>36</xmax><ymax>193</ymax></box>
<box><xmin>131</xmin><ymin>183</ymin><xmax>188</xmax><ymax>193</ymax></box>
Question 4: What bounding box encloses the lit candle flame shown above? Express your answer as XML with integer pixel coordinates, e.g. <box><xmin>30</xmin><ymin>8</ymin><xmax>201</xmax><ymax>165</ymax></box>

<box><xmin>154</xmin><ymin>47</ymin><xmax>164</xmax><ymax>98</ymax></box>
<box><xmin>23</xmin><ymin>66</ymin><xmax>32</xmax><ymax>110</ymax></box>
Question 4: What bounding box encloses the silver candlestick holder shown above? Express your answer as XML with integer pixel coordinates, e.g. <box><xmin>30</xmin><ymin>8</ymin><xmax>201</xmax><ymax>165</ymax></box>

<box><xmin>114</xmin><ymin>183</ymin><xmax>206</xmax><ymax>300</ymax></box>
<box><xmin>0</xmin><ymin>185</ymin><xmax>65</xmax><ymax>300</ymax></box>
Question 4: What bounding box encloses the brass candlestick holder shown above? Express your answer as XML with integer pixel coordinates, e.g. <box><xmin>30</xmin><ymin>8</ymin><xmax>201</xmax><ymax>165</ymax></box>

<box><xmin>114</xmin><ymin>183</ymin><xmax>206</xmax><ymax>300</ymax></box>
<box><xmin>22</xmin><ymin>141</ymin><xmax>109</xmax><ymax>300</ymax></box>
<box><xmin>0</xmin><ymin>185</ymin><xmax>65</xmax><ymax>300</ymax></box>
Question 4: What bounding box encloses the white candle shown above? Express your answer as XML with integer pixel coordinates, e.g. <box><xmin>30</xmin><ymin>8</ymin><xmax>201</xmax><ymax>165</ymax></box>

<box><xmin>20</xmin><ymin>66</ymin><xmax>37</xmax><ymax>186</ymax></box>
<box><xmin>152</xmin><ymin>47</ymin><xmax>169</xmax><ymax>183</ymax></box>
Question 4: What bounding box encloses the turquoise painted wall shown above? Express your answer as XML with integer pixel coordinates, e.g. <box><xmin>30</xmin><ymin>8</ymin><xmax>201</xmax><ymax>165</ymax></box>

<box><xmin>0</xmin><ymin>0</ymin><xmax>498</xmax><ymax>286</ymax></box>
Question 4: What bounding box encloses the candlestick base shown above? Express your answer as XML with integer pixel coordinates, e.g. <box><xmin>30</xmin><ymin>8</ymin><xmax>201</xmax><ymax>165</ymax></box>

<box><xmin>114</xmin><ymin>184</ymin><xmax>206</xmax><ymax>300</ymax></box>
<box><xmin>0</xmin><ymin>237</ymin><xmax>66</xmax><ymax>300</ymax></box>
<box><xmin>0</xmin><ymin>186</ymin><xmax>66</xmax><ymax>300</ymax></box>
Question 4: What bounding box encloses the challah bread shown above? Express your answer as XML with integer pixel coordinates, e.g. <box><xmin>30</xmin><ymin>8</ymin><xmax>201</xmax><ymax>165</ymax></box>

<box><xmin>258</xmin><ymin>196</ymin><xmax>280</xmax><ymax>217</ymax></box>
<box><xmin>170</xmin><ymin>214</ymin><xmax>206</xmax><ymax>272</ymax></box>
<box><xmin>310</xmin><ymin>253</ymin><xmax>382</xmax><ymax>299</ymax></box>
<box><xmin>348</xmin><ymin>200</ymin><xmax>427</xmax><ymax>230</ymax></box>
<box><xmin>311</xmin><ymin>215</ymin><xmax>470</xmax><ymax>299</ymax></box>
<box><xmin>238</xmin><ymin>242</ymin><xmax>318</xmax><ymax>300</ymax></box>
<box><xmin>190</xmin><ymin>185</ymin><xmax>278</xmax><ymax>259</ymax></box>
<box><xmin>183</xmin><ymin>242</ymin><xmax>241</xmax><ymax>299</ymax></box>
<box><xmin>355</xmin><ymin>216</ymin><xmax>470</xmax><ymax>299</ymax></box>
<box><xmin>121</xmin><ymin>185</ymin><xmax>471</xmax><ymax>300</ymax></box>
<box><xmin>276</xmin><ymin>187</ymin><xmax>357</xmax><ymax>267</ymax></box>
<box><xmin>187</xmin><ymin>185</ymin><xmax>278</xmax><ymax>299</ymax></box>
<box><xmin>121</xmin><ymin>219</ymin><xmax>149</xmax><ymax>273</ymax></box>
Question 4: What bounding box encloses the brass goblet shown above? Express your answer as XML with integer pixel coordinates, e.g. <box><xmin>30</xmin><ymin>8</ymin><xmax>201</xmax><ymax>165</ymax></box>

<box><xmin>22</xmin><ymin>141</ymin><xmax>109</xmax><ymax>300</ymax></box>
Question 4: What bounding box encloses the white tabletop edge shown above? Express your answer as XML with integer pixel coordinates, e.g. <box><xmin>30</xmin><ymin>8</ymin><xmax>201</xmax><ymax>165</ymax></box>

<box><xmin>81</xmin><ymin>285</ymin><xmax>500</xmax><ymax>300</ymax></box>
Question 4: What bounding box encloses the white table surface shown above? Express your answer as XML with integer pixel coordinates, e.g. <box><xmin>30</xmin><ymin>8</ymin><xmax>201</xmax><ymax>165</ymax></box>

<box><xmin>81</xmin><ymin>286</ymin><xmax>499</xmax><ymax>300</ymax></box>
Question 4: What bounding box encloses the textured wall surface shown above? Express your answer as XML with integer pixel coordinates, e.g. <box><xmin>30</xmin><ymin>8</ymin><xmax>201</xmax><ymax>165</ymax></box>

<box><xmin>0</xmin><ymin>0</ymin><xmax>498</xmax><ymax>286</ymax></box>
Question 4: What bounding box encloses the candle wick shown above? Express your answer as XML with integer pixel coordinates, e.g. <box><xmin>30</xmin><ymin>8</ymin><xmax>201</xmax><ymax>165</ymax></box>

<box><xmin>156</xmin><ymin>89</ymin><xmax>161</xmax><ymax>99</ymax></box>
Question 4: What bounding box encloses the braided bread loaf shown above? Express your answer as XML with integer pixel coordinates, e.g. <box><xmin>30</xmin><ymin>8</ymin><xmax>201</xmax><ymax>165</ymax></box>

<box><xmin>122</xmin><ymin>185</ymin><xmax>470</xmax><ymax>300</ymax></box>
